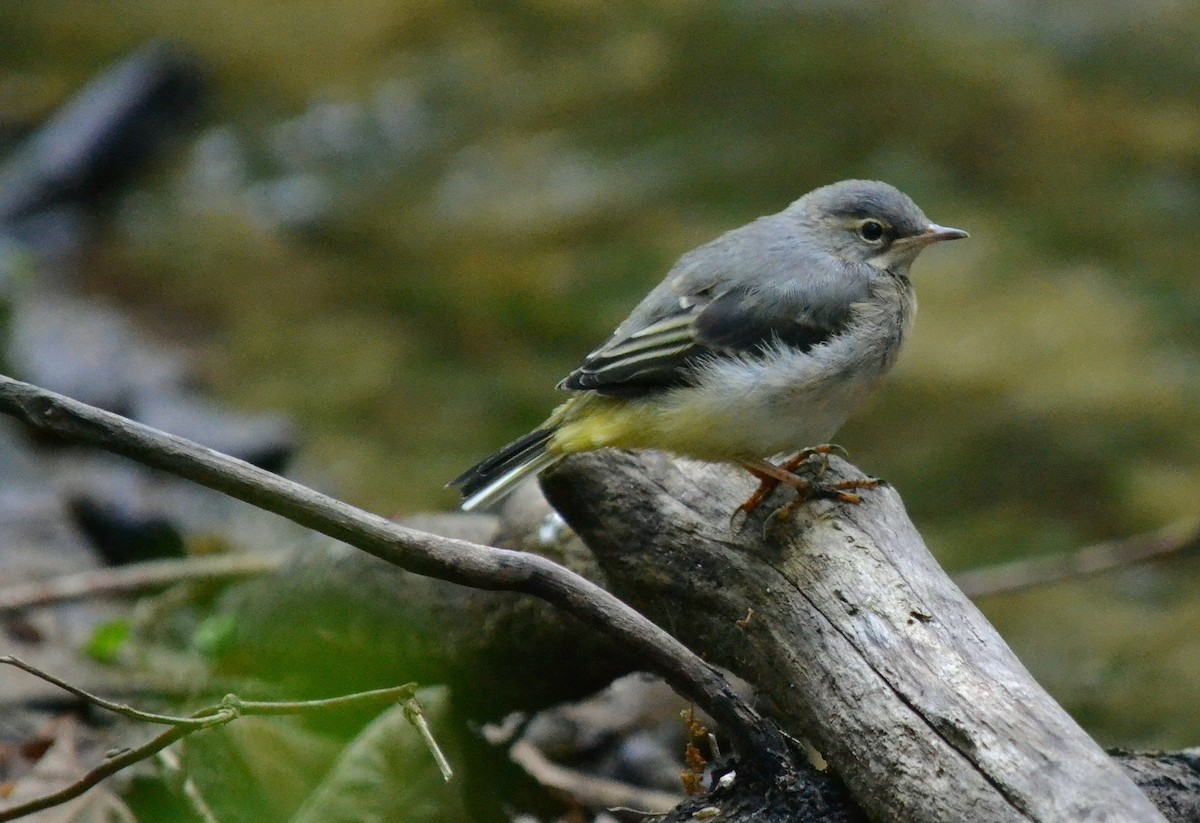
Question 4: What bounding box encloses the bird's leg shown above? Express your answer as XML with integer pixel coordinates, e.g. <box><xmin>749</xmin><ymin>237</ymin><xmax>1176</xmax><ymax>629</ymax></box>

<box><xmin>797</xmin><ymin>444</ymin><xmax>877</xmax><ymax>503</ymax></box>
<box><xmin>789</xmin><ymin>444</ymin><xmax>847</xmax><ymax>480</ymax></box>
<box><xmin>735</xmin><ymin>446</ymin><xmax>875</xmax><ymax>520</ymax></box>
<box><xmin>794</xmin><ymin>476</ymin><xmax>880</xmax><ymax>507</ymax></box>
<box><xmin>767</xmin><ymin>475</ymin><xmax>880</xmax><ymax>522</ymax></box>
<box><xmin>736</xmin><ymin>458</ymin><xmax>810</xmax><ymax>518</ymax></box>
<box><xmin>735</xmin><ymin>446</ymin><xmax>839</xmax><ymax>516</ymax></box>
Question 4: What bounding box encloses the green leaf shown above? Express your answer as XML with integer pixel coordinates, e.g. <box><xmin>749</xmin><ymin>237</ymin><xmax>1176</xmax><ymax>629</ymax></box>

<box><xmin>192</xmin><ymin>612</ymin><xmax>239</xmax><ymax>658</ymax></box>
<box><xmin>290</xmin><ymin>689</ymin><xmax>461</xmax><ymax>823</ymax></box>
<box><xmin>84</xmin><ymin>619</ymin><xmax>131</xmax><ymax>664</ymax></box>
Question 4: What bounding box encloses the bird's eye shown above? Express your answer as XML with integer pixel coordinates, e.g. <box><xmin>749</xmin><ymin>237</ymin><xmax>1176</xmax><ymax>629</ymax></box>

<box><xmin>858</xmin><ymin>220</ymin><xmax>886</xmax><ymax>243</ymax></box>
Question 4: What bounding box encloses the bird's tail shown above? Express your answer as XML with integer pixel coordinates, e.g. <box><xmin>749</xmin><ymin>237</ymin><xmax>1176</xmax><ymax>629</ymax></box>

<box><xmin>449</xmin><ymin>428</ymin><xmax>561</xmax><ymax>512</ymax></box>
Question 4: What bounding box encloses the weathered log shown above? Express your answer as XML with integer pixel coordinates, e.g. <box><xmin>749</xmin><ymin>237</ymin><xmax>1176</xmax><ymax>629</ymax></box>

<box><xmin>542</xmin><ymin>450</ymin><xmax>1167</xmax><ymax>822</ymax></box>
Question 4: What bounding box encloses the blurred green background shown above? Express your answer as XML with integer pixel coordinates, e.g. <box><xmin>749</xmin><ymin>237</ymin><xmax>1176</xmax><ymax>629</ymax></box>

<box><xmin>3</xmin><ymin>1</ymin><xmax>1199</xmax><ymax>748</ymax></box>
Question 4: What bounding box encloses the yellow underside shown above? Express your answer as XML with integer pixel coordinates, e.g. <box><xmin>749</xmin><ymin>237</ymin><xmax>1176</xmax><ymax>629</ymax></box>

<box><xmin>546</xmin><ymin>394</ymin><xmax>733</xmax><ymax>458</ymax></box>
<box><xmin>549</xmin><ymin>396</ymin><xmax>655</xmax><ymax>454</ymax></box>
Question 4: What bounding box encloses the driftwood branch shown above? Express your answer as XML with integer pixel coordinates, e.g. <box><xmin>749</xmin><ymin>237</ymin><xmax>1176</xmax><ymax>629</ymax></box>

<box><xmin>542</xmin><ymin>451</ymin><xmax>1168</xmax><ymax>822</ymax></box>
<box><xmin>0</xmin><ymin>375</ymin><xmax>787</xmax><ymax>771</ymax></box>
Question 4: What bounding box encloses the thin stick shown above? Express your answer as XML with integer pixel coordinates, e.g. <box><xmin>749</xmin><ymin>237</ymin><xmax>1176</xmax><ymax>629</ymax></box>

<box><xmin>403</xmin><ymin>698</ymin><xmax>453</xmax><ymax>781</ymax></box>
<box><xmin>0</xmin><ymin>664</ymin><xmax>424</xmax><ymax>821</ymax></box>
<box><xmin>0</xmin><ymin>553</ymin><xmax>286</xmax><ymax>615</ymax></box>
<box><xmin>0</xmin><ymin>656</ymin><xmax>219</xmax><ymax>728</ymax></box>
<box><xmin>156</xmin><ymin>748</ymin><xmax>220</xmax><ymax>823</ymax></box>
<box><xmin>221</xmin><ymin>684</ymin><xmax>419</xmax><ymax>716</ymax></box>
<box><xmin>0</xmin><ymin>375</ymin><xmax>784</xmax><ymax>767</ymax></box>
<box><xmin>1</xmin><ymin>723</ymin><xmax>193</xmax><ymax>820</ymax></box>
<box><xmin>955</xmin><ymin>520</ymin><xmax>1200</xmax><ymax>599</ymax></box>
<box><xmin>508</xmin><ymin>739</ymin><xmax>681</xmax><ymax>814</ymax></box>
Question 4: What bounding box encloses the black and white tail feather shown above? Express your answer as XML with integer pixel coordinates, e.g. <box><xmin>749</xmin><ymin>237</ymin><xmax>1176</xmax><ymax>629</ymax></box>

<box><xmin>449</xmin><ymin>428</ymin><xmax>561</xmax><ymax>511</ymax></box>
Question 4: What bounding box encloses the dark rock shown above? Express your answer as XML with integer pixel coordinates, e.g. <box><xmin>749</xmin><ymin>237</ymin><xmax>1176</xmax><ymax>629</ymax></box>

<box><xmin>0</xmin><ymin>419</ymin><xmax>97</xmax><ymax>583</ymax></box>
<box><xmin>7</xmin><ymin>292</ymin><xmax>296</xmax><ymax>472</ymax></box>
<box><xmin>0</xmin><ymin>41</ymin><xmax>206</xmax><ymax>228</ymax></box>
<box><xmin>49</xmin><ymin>454</ymin><xmax>187</xmax><ymax>564</ymax></box>
<box><xmin>66</xmin><ymin>494</ymin><xmax>185</xmax><ymax>565</ymax></box>
<box><xmin>46</xmin><ymin>450</ymin><xmax>308</xmax><ymax>566</ymax></box>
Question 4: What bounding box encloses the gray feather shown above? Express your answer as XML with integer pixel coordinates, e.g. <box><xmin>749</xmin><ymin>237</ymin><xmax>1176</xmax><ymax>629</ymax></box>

<box><xmin>560</xmin><ymin>213</ymin><xmax>871</xmax><ymax>397</ymax></box>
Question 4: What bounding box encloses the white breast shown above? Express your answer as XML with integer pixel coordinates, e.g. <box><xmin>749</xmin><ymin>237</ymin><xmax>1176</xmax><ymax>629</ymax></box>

<box><xmin>637</xmin><ymin>275</ymin><xmax>914</xmax><ymax>461</ymax></box>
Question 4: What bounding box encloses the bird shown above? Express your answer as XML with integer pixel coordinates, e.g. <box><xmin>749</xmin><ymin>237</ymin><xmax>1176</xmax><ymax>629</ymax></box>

<box><xmin>449</xmin><ymin>179</ymin><xmax>967</xmax><ymax>514</ymax></box>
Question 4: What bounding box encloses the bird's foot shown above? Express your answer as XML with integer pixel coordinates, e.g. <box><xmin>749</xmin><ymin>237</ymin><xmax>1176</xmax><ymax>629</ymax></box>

<box><xmin>734</xmin><ymin>446</ymin><xmax>844</xmax><ymax>517</ymax></box>
<box><xmin>733</xmin><ymin>448</ymin><xmax>874</xmax><ymax>525</ymax></box>
<box><xmin>789</xmin><ymin>476</ymin><xmax>879</xmax><ymax>508</ymax></box>
<box><xmin>766</xmin><ymin>476</ymin><xmax>880</xmax><ymax>522</ymax></box>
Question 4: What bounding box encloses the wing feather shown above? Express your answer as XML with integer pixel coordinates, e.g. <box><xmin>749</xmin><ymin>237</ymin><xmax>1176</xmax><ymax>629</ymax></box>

<box><xmin>560</xmin><ymin>286</ymin><xmax>855</xmax><ymax>397</ymax></box>
<box><xmin>559</xmin><ymin>215</ymin><xmax>871</xmax><ymax>398</ymax></box>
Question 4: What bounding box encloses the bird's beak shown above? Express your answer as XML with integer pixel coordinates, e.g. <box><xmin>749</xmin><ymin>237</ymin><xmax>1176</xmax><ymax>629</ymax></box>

<box><xmin>890</xmin><ymin>224</ymin><xmax>969</xmax><ymax>254</ymax></box>
<box><xmin>918</xmin><ymin>223</ymin><xmax>969</xmax><ymax>246</ymax></box>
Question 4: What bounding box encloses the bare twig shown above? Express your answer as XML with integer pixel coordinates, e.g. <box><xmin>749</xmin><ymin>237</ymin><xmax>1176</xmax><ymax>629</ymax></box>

<box><xmin>1</xmin><ymin>721</ymin><xmax>193</xmax><ymax>820</ymax></box>
<box><xmin>221</xmin><ymin>686</ymin><xmax>420</xmax><ymax>716</ymax></box>
<box><xmin>402</xmin><ymin>698</ymin><xmax>453</xmax><ymax>781</ymax></box>
<box><xmin>156</xmin><ymin>748</ymin><xmax>220</xmax><ymax>823</ymax></box>
<box><xmin>0</xmin><ymin>553</ymin><xmax>286</xmax><ymax>615</ymax></box>
<box><xmin>955</xmin><ymin>520</ymin><xmax>1200</xmax><ymax>599</ymax></box>
<box><xmin>0</xmin><ymin>657</ymin><xmax>424</xmax><ymax>821</ymax></box>
<box><xmin>1</xmin><ymin>656</ymin><xmax>219</xmax><ymax>728</ymax></box>
<box><xmin>509</xmin><ymin>739</ymin><xmax>682</xmax><ymax>814</ymax></box>
<box><xmin>0</xmin><ymin>376</ymin><xmax>787</xmax><ymax>767</ymax></box>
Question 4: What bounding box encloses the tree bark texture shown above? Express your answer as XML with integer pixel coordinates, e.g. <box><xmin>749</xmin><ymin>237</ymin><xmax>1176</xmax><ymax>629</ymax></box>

<box><xmin>542</xmin><ymin>450</ymin><xmax>1166</xmax><ymax>822</ymax></box>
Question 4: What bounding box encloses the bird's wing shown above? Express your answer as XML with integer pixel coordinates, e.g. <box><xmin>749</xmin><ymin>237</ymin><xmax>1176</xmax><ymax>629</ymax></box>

<box><xmin>559</xmin><ymin>282</ymin><xmax>858</xmax><ymax>398</ymax></box>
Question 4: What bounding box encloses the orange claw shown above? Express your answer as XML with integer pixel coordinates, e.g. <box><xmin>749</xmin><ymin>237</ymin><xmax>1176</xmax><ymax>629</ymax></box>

<box><xmin>735</xmin><ymin>446</ymin><xmax>838</xmax><ymax>516</ymax></box>
<box><xmin>734</xmin><ymin>450</ymin><xmax>877</xmax><ymax>522</ymax></box>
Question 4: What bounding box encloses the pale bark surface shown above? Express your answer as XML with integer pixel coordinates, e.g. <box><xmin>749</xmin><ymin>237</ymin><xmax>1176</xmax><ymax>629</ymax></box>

<box><xmin>543</xmin><ymin>450</ymin><xmax>1167</xmax><ymax>822</ymax></box>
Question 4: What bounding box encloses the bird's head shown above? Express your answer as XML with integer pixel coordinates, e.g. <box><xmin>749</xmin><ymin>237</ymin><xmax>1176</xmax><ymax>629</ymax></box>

<box><xmin>796</xmin><ymin>179</ymin><xmax>968</xmax><ymax>272</ymax></box>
